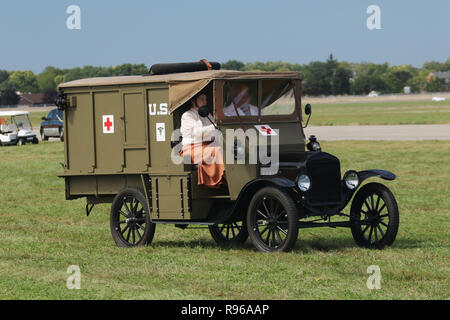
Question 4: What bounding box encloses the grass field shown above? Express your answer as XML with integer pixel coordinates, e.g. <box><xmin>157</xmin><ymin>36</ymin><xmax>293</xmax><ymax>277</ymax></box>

<box><xmin>0</xmin><ymin>141</ymin><xmax>448</xmax><ymax>299</ymax></box>
<box><xmin>25</xmin><ymin>99</ymin><xmax>450</xmax><ymax>129</ymax></box>
<box><xmin>28</xmin><ymin>112</ymin><xmax>47</xmax><ymax>129</ymax></box>
<box><xmin>307</xmin><ymin>100</ymin><xmax>450</xmax><ymax>126</ymax></box>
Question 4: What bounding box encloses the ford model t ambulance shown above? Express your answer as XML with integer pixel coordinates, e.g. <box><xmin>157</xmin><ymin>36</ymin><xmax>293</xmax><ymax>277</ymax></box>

<box><xmin>57</xmin><ymin>61</ymin><xmax>399</xmax><ymax>252</ymax></box>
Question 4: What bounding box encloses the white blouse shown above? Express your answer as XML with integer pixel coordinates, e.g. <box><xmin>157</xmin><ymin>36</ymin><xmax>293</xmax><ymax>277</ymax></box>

<box><xmin>180</xmin><ymin>108</ymin><xmax>216</xmax><ymax>145</ymax></box>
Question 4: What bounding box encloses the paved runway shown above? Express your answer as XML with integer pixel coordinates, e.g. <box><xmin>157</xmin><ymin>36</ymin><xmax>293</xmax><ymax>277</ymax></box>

<box><xmin>305</xmin><ymin>124</ymin><xmax>450</xmax><ymax>141</ymax></box>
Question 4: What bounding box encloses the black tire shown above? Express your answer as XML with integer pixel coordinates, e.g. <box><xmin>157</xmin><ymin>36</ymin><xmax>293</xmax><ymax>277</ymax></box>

<box><xmin>32</xmin><ymin>137</ymin><xmax>39</xmax><ymax>144</ymax></box>
<box><xmin>17</xmin><ymin>138</ymin><xmax>25</xmax><ymax>146</ymax></box>
<box><xmin>350</xmin><ymin>182</ymin><xmax>399</xmax><ymax>249</ymax></box>
<box><xmin>209</xmin><ymin>220</ymin><xmax>248</xmax><ymax>245</ymax></box>
<box><xmin>41</xmin><ymin>130</ymin><xmax>48</xmax><ymax>141</ymax></box>
<box><xmin>247</xmin><ymin>187</ymin><xmax>298</xmax><ymax>252</ymax></box>
<box><xmin>110</xmin><ymin>187</ymin><xmax>155</xmax><ymax>247</ymax></box>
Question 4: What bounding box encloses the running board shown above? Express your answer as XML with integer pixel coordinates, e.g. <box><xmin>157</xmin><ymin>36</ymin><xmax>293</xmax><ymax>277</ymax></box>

<box><xmin>297</xmin><ymin>221</ymin><xmax>370</xmax><ymax>229</ymax></box>
<box><xmin>151</xmin><ymin>220</ymin><xmax>216</xmax><ymax>225</ymax></box>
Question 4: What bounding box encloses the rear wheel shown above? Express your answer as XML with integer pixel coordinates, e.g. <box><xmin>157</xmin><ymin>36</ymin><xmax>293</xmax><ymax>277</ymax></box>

<box><xmin>32</xmin><ymin>137</ymin><xmax>39</xmax><ymax>144</ymax></box>
<box><xmin>110</xmin><ymin>187</ymin><xmax>155</xmax><ymax>247</ymax></box>
<box><xmin>209</xmin><ymin>220</ymin><xmax>248</xmax><ymax>245</ymax></box>
<box><xmin>247</xmin><ymin>187</ymin><xmax>298</xmax><ymax>252</ymax></box>
<box><xmin>350</xmin><ymin>182</ymin><xmax>399</xmax><ymax>249</ymax></box>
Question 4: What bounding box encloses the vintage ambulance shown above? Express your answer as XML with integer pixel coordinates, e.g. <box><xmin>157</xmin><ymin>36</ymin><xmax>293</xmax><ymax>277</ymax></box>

<box><xmin>57</xmin><ymin>61</ymin><xmax>399</xmax><ymax>252</ymax></box>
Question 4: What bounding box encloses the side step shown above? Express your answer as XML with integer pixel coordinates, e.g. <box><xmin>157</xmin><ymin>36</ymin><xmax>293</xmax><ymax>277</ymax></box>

<box><xmin>297</xmin><ymin>221</ymin><xmax>370</xmax><ymax>229</ymax></box>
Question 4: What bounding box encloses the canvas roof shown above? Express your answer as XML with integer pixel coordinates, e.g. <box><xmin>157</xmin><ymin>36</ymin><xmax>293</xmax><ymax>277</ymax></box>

<box><xmin>58</xmin><ymin>70</ymin><xmax>301</xmax><ymax>112</ymax></box>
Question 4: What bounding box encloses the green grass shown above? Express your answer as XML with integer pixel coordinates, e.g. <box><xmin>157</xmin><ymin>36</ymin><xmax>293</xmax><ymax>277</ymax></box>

<box><xmin>307</xmin><ymin>100</ymin><xmax>450</xmax><ymax>126</ymax></box>
<box><xmin>0</xmin><ymin>141</ymin><xmax>449</xmax><ymax>299</ymax></box>
<box><xmin>28</xmin><ymin>112</ymin><xmax>47</xmax><ymax>129</ymax></box>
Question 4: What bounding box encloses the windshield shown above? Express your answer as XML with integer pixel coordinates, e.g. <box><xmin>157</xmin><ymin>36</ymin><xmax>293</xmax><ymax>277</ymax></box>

<box><xmin>48</xmin><ymin>109</ymin><xmax>63</xmax><ymax>121</ymax></box>
<box><xmin>261</xmin><ymin>80</ymin><xmax>295</xmax><ymax>116</ymax></box>
<box><xmin>222</xmin><ymin>80</ymin><xmax>296</xmax><ymax>117</ymax></box>
<box><xmin>13</xmin><ymin>114</ymin><xmax>32</xmax><ymax>129</ymax></box>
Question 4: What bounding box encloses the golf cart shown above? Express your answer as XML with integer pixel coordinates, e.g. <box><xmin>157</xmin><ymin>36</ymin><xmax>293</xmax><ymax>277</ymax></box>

<box><xmin>0</xmin><ymin>111</ymin><xmax>38</xmax><ymax>146</ymax></box>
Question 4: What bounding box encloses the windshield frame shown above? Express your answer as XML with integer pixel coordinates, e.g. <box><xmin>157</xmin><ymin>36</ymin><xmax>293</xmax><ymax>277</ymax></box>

<box><xmin>12</xmin><ymin>114</ymin><xmax>32</xmax><ymax>130</ymax></box>
<box><xmin>215</xmin><ymin>79</ymin><xmax>302</xmax><ymax>124</ymax></box>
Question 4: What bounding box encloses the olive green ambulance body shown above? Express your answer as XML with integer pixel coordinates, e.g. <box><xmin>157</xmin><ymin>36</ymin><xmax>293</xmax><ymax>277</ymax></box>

<box><xmin>57</xmin><ymin>63</ymin><xmax>399</xmax><ymax>252</ymax></box>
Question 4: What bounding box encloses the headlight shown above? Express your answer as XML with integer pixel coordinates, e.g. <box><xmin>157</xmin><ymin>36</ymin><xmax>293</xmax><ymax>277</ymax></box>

<box><xmin>296</xmin><ymin>174</ymin><xmax>311</xmax><ymax>192</ymax></box>
<box><xmin>344</xmin><ymin>171</ymin><xmax>359</xmax><ymax>190</ymax></box>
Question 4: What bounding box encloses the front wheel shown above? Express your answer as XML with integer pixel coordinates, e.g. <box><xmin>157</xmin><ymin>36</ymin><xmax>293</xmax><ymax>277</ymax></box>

<box><xmin>110</xmin><ymin>187</ymin><xmax>155</xmax><ymax>247</ymax></box>
<box><xmin>350</xmin><ymin>182</ymin><xmax>399</xmax><ymax>249</ymax></box>
<box><xmin>247</xmin><ymin>187</ymin><xmax>298</xmax><ymax>252</ymax></box>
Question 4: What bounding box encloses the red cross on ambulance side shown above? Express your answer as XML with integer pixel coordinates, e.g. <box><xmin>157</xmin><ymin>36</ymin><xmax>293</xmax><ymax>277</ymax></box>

<box><xmin>102</xmin><ymin>115</ymin><xmax>114</xmax><ymax>134</ymax></box>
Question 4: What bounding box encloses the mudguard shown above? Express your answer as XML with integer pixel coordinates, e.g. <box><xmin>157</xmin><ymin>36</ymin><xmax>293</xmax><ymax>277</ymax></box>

<box><xmin>357</xmin><ymin>169</ymin><xmax>396</xmax><ymax>184</ymax></box>
<box><xmin>224</xmin><ymin>176</ymin><xmax>296</xmax><ymax>223</ymax></box>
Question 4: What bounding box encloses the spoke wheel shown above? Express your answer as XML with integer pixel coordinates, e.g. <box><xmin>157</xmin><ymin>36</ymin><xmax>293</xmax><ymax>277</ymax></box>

<box><xmin>209</xmin><ymin>220</ymin><xmax>248</xmax><ymax>245</ymax></box>
<box><xmin>350</xmin><ymin>182</ymin><xmax>399</xmax><ymax>249</ymax></box>
<box><xmin>110</xmin><ymin>187</ymin><xmax>155</xmax><ymax>247</ymax></box>
<box><xmin>247</xmin><ymin>187</ymin><xmax>298</xmax><ymax>252</ymax></box>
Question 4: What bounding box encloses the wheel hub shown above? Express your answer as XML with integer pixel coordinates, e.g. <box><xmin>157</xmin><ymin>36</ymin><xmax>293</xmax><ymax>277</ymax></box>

<box><xmin>268</xmin><ymin>216</ymin><xmax>277</xmax><ymax>227</ymax></box>
<box><xmin>125</xmin><ymin>216</ymin><xmax>141</xmax><ymax>228</ymax></box>
<box><xmin>367</xmin><ymin>210</ymin><xmax>381</xmax><ymax>225</ymax></box>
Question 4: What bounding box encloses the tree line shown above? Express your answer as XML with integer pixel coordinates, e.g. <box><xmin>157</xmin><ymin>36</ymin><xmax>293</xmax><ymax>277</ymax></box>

<box><xmin>0</xmin><ymin>64</ymin><xmax>148</xmax><ymax>105</ymax></box>
<box><xmin>1</xmin><ymin>57</ymin><xmax>449</xmax><ymax>105</ymax></box>
<box><xmin>222</xmin><ymin>55</ymin><xmax>450</xmax><ymax>95</ymax></box>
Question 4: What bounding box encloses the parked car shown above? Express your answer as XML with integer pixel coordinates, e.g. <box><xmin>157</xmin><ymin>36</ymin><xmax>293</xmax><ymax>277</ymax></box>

<box><xmin>40</xmin><ymin>108</ymin><xmax>64</xmax><ymax>141</ymax></box>
<box><xmin>0</xmin><ymin>111</ymin><xmax>38</xmax><ymax>146</ymax></box>
<box><xmin>57</xmin><ymin>61</ymin><xmax>399</xmax><ymax>252</ymax></box>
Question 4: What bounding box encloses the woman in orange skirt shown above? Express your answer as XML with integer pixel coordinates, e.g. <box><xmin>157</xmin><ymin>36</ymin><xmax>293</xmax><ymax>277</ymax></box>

<box><xmin>180</xmin><ymin>92</ymin><xmax>225</xmax><ymax>187</ymax></box>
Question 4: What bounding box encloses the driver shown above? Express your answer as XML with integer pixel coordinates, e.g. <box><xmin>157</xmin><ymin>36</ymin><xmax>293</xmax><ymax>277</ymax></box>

<box><xmin>223</xmin><ymin>84</ymin><xmax>259</xmax><ymax>116</ymax></box>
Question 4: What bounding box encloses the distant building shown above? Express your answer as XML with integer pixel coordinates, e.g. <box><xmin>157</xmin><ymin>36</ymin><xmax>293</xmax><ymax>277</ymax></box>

<box><xmin>18</xmin><ymin>93</ymin><xmax>45</xmax><ymax>106</ymax></box>
<box><xmin>427</xmin><ymin>72</ymin><xmax>450</xmax><ymax>91</ymax></box>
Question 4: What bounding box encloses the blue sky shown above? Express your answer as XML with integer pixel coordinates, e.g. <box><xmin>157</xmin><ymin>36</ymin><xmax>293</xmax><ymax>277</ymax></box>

<box><xmin>0</xmin><ymin>0</ymin><xmax>448</xmax><ymax>73</ymax></box>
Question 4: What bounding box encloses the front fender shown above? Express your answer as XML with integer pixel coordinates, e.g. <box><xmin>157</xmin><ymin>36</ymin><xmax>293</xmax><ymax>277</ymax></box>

<box><xmin>225</xmin><ymin>176</ymin><xmax>296</xmax><ymax>223</ymax></box>
<box><xmin>340</xmin><ymin>169</ymin><xmax>396</xmax><ymax>210</ymax></box>
<box><xmin>357</xmin><ymin>169</ymin><xmax>396</xmax><ymax>184</ymax></box>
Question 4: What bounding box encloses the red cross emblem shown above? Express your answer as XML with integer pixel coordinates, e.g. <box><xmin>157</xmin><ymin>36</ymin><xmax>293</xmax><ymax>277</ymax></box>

<box><xmin>260</xmin><ymin>126</ymin><xmax>272</xmax><ymax>135</ymax></box>
<box><xmin>255</xmin><ymin>124</ymin><xmax>277</xmax><ymax>136</ymax></box>
<box><xmin>104</xmin><ymin>118</ymin><xmax>113</xmax><ymax>131</ymax></box>
<box><xmin>102</xmin><ymin>115</ymin><xmax>114</xmax><ymax>134</ymax></box>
